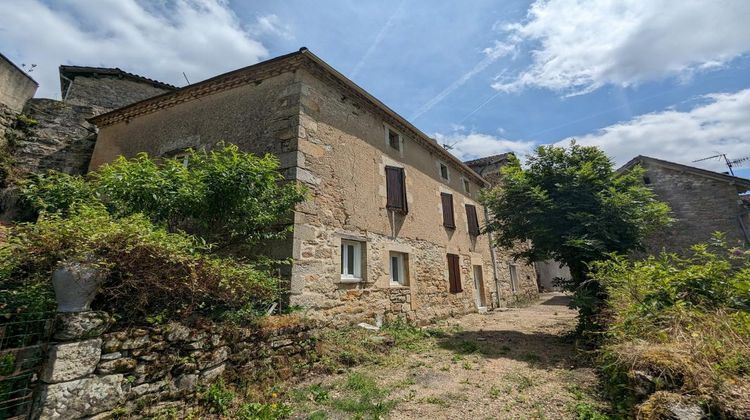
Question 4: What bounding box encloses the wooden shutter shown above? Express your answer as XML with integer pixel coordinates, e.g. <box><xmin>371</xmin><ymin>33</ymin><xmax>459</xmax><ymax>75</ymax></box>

<box><xmin>385</xmin><ymin>166</ymin><xmax>408</xmax><ymax>213</ymax></box>
<box><xmin>441</xmin><ymin>193</ymin><xmax>455</xmax><ymax>228</ymax></box>
<box><xmin>465</xmin><ymin>204</ymin><xmax>480</xmax><ymax>236</ymax></box>
<box><xmin>447</xmin><ymin>253</ymin><xmax>462</xmax><ymax>293</ymax></box>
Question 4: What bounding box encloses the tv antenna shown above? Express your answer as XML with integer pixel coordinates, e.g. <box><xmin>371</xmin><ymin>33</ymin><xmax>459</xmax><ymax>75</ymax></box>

<box><xmin>693</xmin><ymin>153</ymin><xmax>750</xmax><ymax>176</ymax></box>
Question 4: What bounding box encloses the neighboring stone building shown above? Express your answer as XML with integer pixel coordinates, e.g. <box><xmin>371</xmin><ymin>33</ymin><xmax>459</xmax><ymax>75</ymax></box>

<box><xmin>59</xmin><ymin>65</ymin><xmax>176</xmax><ymax>110</ymax></box>
<box><xmin>10</xmin><ymin>66</ymin><xmax>176</xmax><ymax>175</ymax></box>
<box><xmin>0</xmin><ymin>53</ymin><xmax>38</xmax><ymax>113</ymax></box>
<box><xmin>465</xmin><ymin>154</ymin><xmax>541</xmax><ymax>301</ymax></box>
<box><xmin>0</xmin><ymin>57</ymin><xmax>175</xmax><ymax>220</ymax></box>
<box><xmin>88</xmin><ymin>48</ymin><xmax>538</xmax><ymax>325</ymax></box>
<box><xmin>620</xmin><ymin>155</ymin><xmax>750</xmax><ymax>253</ymax></box>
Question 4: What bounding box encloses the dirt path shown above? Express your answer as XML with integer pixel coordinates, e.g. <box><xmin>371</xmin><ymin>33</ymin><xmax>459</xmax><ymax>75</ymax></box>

<box><xmin>288</xmin><ymin>293</ymin><xmax>608</xmax><ymax>419</ymax></box>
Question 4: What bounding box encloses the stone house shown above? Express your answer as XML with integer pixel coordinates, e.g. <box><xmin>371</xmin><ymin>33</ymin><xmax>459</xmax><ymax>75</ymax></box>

<box><xmin>87</xmin><ymin>48</ymin><xmax>538</xmax><ymax>325</ymax></box>
<box><xmin>619</xmin><ymin>155</ymin><xmax>750</xmax><ymax>253</ymax></box>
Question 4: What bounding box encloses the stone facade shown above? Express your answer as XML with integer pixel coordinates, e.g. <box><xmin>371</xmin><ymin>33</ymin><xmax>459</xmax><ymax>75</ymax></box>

<box><xmin>89</xmin><ymin>49</ymin><xmax>539</xmax><ymax>326</ymax></box>
<box><xmin>0</xmin><ymin>53</ymin><xmax>38</xmax><ymax>112</ymax></box>
<box><xmin>620</xmin><ymin>156</ymin><xmax>750</xmax><ymax>254</ymax></box>
<box><xmin>465</xmin><ymin>154</ymin><xmax>540</xmax><ymax>302</ymax></box>
<box><xmin>35</xmin><ymin>311</ymin><xmax>317</xmax><ymax>419</ymax></box>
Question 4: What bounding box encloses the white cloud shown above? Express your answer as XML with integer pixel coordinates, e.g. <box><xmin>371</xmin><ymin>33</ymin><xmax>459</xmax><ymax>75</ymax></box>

<box><xmin>494</xmin><ymin>0</ymin><xmax>750</xmax><ymax>94</ymax></box>
<box><xmin>434</xmin><ymin>131</ymin><xmax>535</xmax><ymax>161</ymax></box>
<box><xmin>0</xmin><ymin>0</ymin><xmax>285</xmax><ymax>98</ymax></box>
<box><xmin>561</xmin><ymin>88</ymin><xmax>750</xmax><ymax>172</ymax></box>
<box><xmin>250</xmin><ymin>14</ymin><xmax>294</xmax><ymax>40</ymax></box>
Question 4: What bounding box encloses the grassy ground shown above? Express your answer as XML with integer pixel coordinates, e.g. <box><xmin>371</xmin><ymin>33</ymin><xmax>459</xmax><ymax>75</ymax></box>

<box><xmin>284</xmin><ymin>293</ymin><xmax>609</xmax><ymax>419</ymax></box>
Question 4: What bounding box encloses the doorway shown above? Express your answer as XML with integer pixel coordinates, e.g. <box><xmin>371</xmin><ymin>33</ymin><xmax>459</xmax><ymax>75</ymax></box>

<box><xmin>473</xmin><ymin>265</ymin><xmax>487</xmax><ymax>309</ymax></box>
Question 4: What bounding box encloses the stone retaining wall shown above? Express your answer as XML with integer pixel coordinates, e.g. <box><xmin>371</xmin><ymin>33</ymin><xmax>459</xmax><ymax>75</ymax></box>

<box><xmin>35</xmin><ymin>312</ymin><xmax>317</xmax><ymax>419</ymax></box>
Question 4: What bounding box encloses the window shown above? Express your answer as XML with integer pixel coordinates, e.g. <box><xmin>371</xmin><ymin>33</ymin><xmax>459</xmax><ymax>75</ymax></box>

<box><xmin>643</xmin><ymin>176</ymin><xmax>651</xmax><ymax>185</ymax></box>
<box><xmin>441</xmin><ymin>193</ymin><xmax>455</xmax><ymax>229</ymax></box>
<box><xmin>385</xmin><ymin>166</ymin><xmax>408</xmax><ymax>213</ymax></box>
<box><xmin>390</xmin><ymin>251</ymin><xmax>408</xmax><ymax>286</ymax></box>
<box><xmin>439</xmin><ymin>163</ymin><xmax>450</xmax><ymax>181</ymax></box>
<box><xmin>340</xmin><ymin>240</ymin><xmax>362</xmax><ymax>280</ymax></box>
<box><xmin>447</xmin><ymin>253</ymin><xmax>462</xmax><ymax>293</ymax></box>
<box><xmin>465</xmin><ymin>204</ymin><xmax>480</xmax><ymax>236</ymax></box>
<box><xmin>463</xmin><ymin>178</ymin><xmax>471</xmax><ymax>194</ymax></box>
<box><xmin>509</xmin><ymin>263</ymin><xmax>518</xmax><ymax>293</ymax></box>
<box><xmin>388</xmin><ymin>128</ymin><xmax>401</xmax><ymax>151</ymax></box>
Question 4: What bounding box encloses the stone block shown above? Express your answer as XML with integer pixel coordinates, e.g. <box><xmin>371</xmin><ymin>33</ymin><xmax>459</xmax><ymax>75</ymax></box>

<box><xmin>200</xmin><ymin>363</ymin><xmax>226</xmax><ymax>383</ymax></box>
<box><xmin>97</xmin><ymin>357</ymin><xmax>137</xmax><ymax>375</ymax></box>
<box><xmin>53</xmin><ymin>311</ymin><xmax>112</xmax><ymax>341</ymax></box>
<box><xmin>41</xmin><ymin>339</ymin><xmax>102</xmax><ymax>383</ymax></box>
<box><xmin>37</xmin><ymin>374</ymin><xmax>125</xmax><ymax>419</ymax></box>
<box><xmin>164</xmin><ymin>322</ymin><xmax>191</xmax><ymax>342</ymax></box>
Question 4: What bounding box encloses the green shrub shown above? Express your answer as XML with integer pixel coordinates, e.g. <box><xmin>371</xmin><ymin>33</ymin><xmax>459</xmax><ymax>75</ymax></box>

<box><xmin>202</xmin><ymin>379</ymin><xmax>235</xmax><ymax>415</ymax></box>
<box><xmin>0</xmin><ymin>205</ymin><xmax>278</xmax><ymax>323</ymax></box>
<box><xmin>19</xmin><ymin>171</ymin><xmax>96</xmax><ymax>216</ymax></box>
<box><xmin>20</xmin><ymin>144</ymin><xmax>306</xmax><ymax>250</ymax></box>
<box><xmin>593</xmin><ymin>236</ymin><xmax>750</xmax><ymax>416</ymax></box>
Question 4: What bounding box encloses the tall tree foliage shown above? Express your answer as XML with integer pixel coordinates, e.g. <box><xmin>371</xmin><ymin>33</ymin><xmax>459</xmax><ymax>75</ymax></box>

<box><xmin>481</xmin><ymin>143</ymin><xmax>671</xmax><ymax>331</ymax></box>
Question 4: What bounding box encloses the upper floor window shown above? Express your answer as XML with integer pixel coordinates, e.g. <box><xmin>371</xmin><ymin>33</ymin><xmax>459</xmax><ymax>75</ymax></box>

<box><xmin>341</xmin><ymin>240</ymin><xmax>363</xmax><ymax>281</ymax></box>
<box><xmin>465</xmin><ymin>204</ymin><xmax>480</xmax><ymax>236</ymax></box>
<box><xmin>441</xmin><ymin>193</ymin><xmax>455</xmax><ymax>229</ymax></box>
<box><xmin>387</xmin><ymin>128</ymin><xmax>401</xmax><ymax>151</ymax></box>
<box><xmin>463</xmin><ymin>178</ymin><xmax>471</xmax><ymax>194</ymax></box>
<box><xmin>385</xmin><ymin>166</ymin><xmax>408</xmax><ymax>214</ymax></box>
<box><xmin>439</xmin><ymin>162</ymin><xmax>450</xmax><ymax>181</ymax></box>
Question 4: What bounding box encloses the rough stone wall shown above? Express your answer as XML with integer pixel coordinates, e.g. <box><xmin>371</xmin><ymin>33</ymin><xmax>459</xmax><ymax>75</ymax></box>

<box><xmin>288</xmin><ymin>67</ymin><xmax>501</xmax><ymax>325</ymax></box>
<box><xmin>0</xmin><ymin>54</ymin><xmax>37</xmax><ymax>112</ymax></box>
<box><xmin>10</xmin><ymin>99</ymin><xmax>99</xmax><ymax>175</ymax></box>
<box><xmin>0</xmin><ymin>103</ymin><xmax>15</xmax><ymax>150</ymax></box>
<box><xmin>64</xmin><ymin>75</ymin><xmax>173</xmax><ymax>110</ymax></box>
<box><xmin>643</xmin><ymin>163</ymin><xmax>749</xmax><ymax>253</ymax></box>
<box><xmin>35</xmin><ymin>312</ymin><xmax>316</xmax><ymax>419</ymax></box>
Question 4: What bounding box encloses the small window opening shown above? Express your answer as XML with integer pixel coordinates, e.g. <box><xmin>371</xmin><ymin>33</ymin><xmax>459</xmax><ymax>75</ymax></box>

<box><xmin>388</xmin><ymin>129</ymin><xmax>400</xmax><ymax>151</ymax></box>
<box><xmin>463</xmin><ymin>179</ymin><xmax>471</xmax><ymax>193</ymax></box>
<box><xmin>643</xmin><ymin>176</ymin><xmax>651</xmax><ymax>185</ymax></box>
<box><xmin>439</xmin><ymin>163</ymin><xmax>449</xmax><ymax>180</ymax></box>
<box><xmin>390</xmin><ymin>252</ymin><xmax>408</xmax><ymax>286</ymax></box>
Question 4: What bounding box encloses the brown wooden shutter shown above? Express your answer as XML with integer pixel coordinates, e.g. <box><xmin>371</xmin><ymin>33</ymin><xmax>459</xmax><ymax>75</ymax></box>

<box><xmin>465</xmin><ymin>204</ymin><xmax>480</xmax><ymax>236</ymax></box>
<box><xmin>385</xmin><ymin>166</ymin><xmax>408</xmax><ymax>213</ymax></box>
<box><xmin>441</xmin><ymin>193</ymin><xmax>455</xmax><ymax>228</ymax></box>
<box><xmin>447</xmin><ymin>253</ymin><xmax>462</xmax><ymax>293</ymax></box>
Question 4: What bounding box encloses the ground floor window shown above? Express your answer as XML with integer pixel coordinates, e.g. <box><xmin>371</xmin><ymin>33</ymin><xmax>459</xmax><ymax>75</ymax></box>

<box><xmin>390</xmin><ymin>251</ymin><xmax>408</xmax><ymax>286</ymax></box>
<box><xmin>341</xmin><ymin>240</ymin><xmax>363</xmax><ymax>280</ymax></box>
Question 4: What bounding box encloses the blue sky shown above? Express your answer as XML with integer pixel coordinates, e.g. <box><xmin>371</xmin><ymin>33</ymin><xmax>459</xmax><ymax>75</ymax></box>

<box><xmin>1</xmin><ymin>0</ymin><xmax>749</xmax><ymax>177</ymax></box>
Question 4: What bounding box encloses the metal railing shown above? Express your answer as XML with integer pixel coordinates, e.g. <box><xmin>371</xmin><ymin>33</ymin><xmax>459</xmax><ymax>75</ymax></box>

<box><xmin>0</xmin><ymin>312</ymin><xmax>55</xmax><ymax>419</ymax></box>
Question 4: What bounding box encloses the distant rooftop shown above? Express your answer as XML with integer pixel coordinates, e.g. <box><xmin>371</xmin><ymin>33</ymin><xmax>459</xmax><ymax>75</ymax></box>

<box><xmin>59</xmin><ymin>65</ymin><xmax>176</xmax><ymax>98</ymax></box>
<box><xmin>464</xmin><ymin>153</ymin><xmax>513</xmax><ymax>168</ymax></box>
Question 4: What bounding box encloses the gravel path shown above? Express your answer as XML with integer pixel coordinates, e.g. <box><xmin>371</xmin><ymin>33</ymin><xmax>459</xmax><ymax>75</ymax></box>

<box><xmin>290</xmin><ymin>293</ymin><xmax>607</xmax><ymax>419</ymax></box>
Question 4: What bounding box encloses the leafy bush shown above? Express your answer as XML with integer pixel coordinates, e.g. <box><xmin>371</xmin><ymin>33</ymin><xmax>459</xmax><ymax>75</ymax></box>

<box><xmin>0</xmin><ymin>205</ymin><xmax>278</xmax><ymax>322</ymax></box>
<box><xmin>19</xmin><ymin>144</ymin><xmax>305</xmax><ymax>250</ymax></box>
<box><xmin>593</xmin><ymin>236</ymin><xmax>750</xmax><ymax>416</ymax></box>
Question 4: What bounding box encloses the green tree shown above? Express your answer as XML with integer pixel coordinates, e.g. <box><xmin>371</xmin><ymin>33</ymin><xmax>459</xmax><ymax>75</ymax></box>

<box><xmin>480</xmin><ymin>143</ymin><xmax>671</xmax><ymax>331</ymax></box>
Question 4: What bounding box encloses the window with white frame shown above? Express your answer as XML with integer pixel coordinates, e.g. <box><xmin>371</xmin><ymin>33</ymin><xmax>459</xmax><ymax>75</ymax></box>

<box><xmin>389</xmin><ymin>251</ymin><xmax>408</xmax><ymax>286</ymax></box>
<box><xmin>340</xmin><ymin>240</ymin><xmax>363</xmax><ymax>280</ymax></box>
